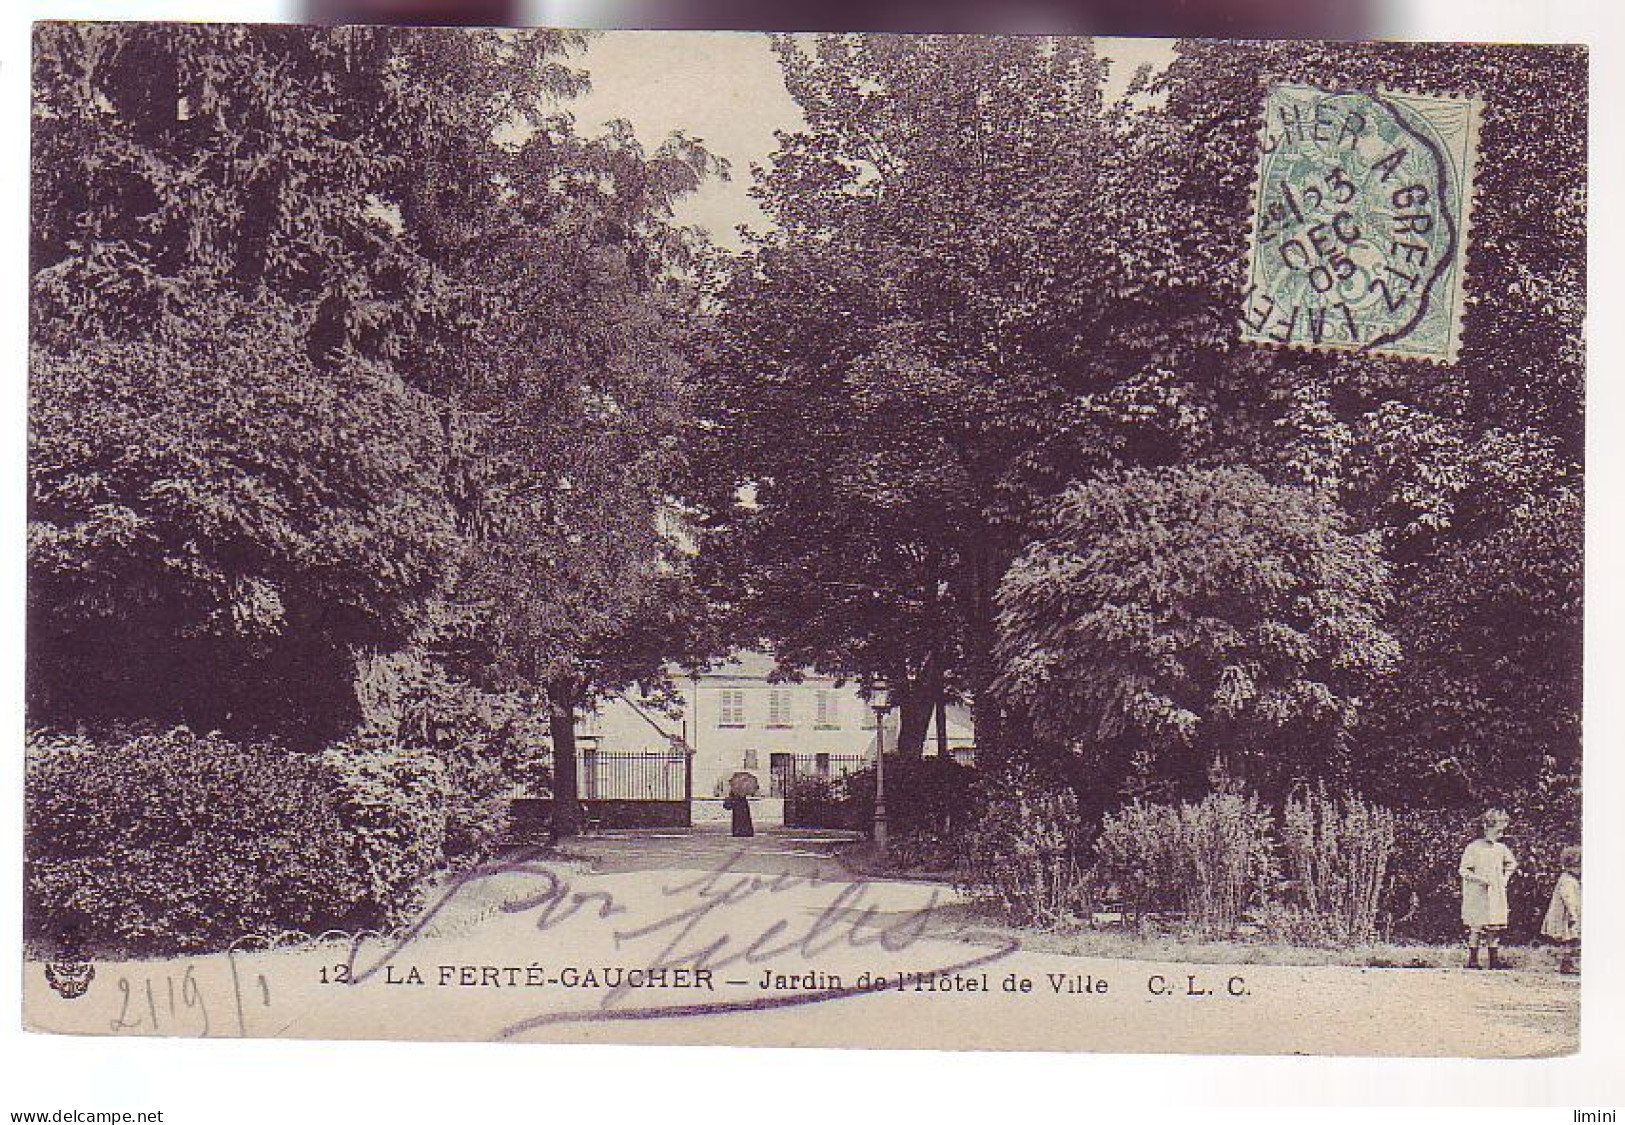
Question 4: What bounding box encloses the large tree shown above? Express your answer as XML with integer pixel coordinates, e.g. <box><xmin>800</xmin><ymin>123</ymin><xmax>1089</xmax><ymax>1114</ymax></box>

<box><xmin>699</xmin><ymin>35</ymin><xmax>1582</xmax><ymax>805</ymax></box>
<box><xmin>388</xmin><ymin>76</ymin><xmax>724</xmax><ymax>836</ymax></box>
<box><xmin>29</xmin><ymin>23</ymin><xmax>721</xmax><ymax>793</ymax></box>
<box><xmin>30</xmin><ymin>22</ymin><xmax>591</xmax><ymax>378</ymax></box>
<box><xmin>996</xmin><ymin>465</ymin><xmax>1395</xmax><ymax>810</ymax></box>
<box><xmin>1138</xmin><ymin>41</ymin><xmax>1585</xmax><ymax>802</ymax></box>
<box><xmin>694</xmin><ymin>34</ymin><xmax>1221</xmax><ymax>757</ymax></box>
<box><xmin>28</xmin><ymin>23</ymin><xmax>592</xmax><ymax>736</ymax></box>
<box><xmin>442</xmin><ymin>134</ymin><xmax>720</xmax><ymax>834</ymax></box>
<box><xmin>28</xmin><ymin>303</ymin><xmax>457</xmax><ymax>739</ymax></box>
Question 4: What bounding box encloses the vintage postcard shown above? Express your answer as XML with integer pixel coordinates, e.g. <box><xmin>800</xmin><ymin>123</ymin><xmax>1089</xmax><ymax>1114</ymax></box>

<box><xmin>23</xmin><ymin>25</ymin><xmax>1584</xmax><ymax>1057</ymax></box>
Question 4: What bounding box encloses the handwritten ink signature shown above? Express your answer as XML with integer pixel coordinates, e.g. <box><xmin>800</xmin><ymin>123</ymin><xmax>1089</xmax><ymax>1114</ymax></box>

<box><xmin>340</xmin><ymin>846</ymin><xmax>1020</xmax><ymax>1039</ymax></box>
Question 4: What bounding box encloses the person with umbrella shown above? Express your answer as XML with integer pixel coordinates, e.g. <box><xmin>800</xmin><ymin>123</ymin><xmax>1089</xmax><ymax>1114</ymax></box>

<box><xmin>724</xmin><ymin>771</ymin><xmax>758</xmax><ymax>838</ymax></box>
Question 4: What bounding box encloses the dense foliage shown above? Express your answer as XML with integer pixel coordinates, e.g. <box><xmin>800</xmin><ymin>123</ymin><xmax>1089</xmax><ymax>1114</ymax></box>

<box><xmin>24</xmin><ymin>727</ymin><xmax>470</xmax><ymax>955</ymax></box>
<box><xmin>29</xmin><ymin>309</ymin><xmax>457</xmax><ymax>740</ymax></box>
<box><xmin>26</xmin><ymin>26</ymin><xmax>1583</xmax><ymax>949</ymax></box>
<box><xmin>1140</xmin><ymin>41</ymin><xmax>1585</xmax><ymax>805</ymax></box>
<box><xmin>692</xmin><ymin>35</ymin><xmax>1131</xmax><ymax>755</ymax></box>
<box><xmin>1094</xmin><ymin>790</ymin><xmax>1281</xmax><ymax>936</ymax></box>
<box><xmin>698</xmin><ymin>34</ymin><xmax>1583</xmax><ymax>813</ymax></box>
<box><xmin>25</xmin><ymin>729</ymin><xmax>367</xmax><ymax>954</ymax></box>
<box><xmin>317</xmin><ymin>742</ymin><xmax>452</xmax><ymax>929</ymax></box>
<box><xmin>956</xmin><ymin>764</ymin><xmax>1092</xmax><ymax>929</ymax></box>
<box><xmin>997</xmin><ymin>466</ymin><xmax>1395</xmax><ymax>804</ymax></box>
<box><xmin>30</xmin><ymin>23</ymin><xmax>721</xmax><ymax>842</ymax></box>
<box><xmin>787</xmin><ymin>755</ymin><xmax>980</xmax><ymax>865</ymax></box>
<box><xmin>1385</xmin><ymin>780</ymin><xmax>1580</xmax><ymax>943</ymax></box>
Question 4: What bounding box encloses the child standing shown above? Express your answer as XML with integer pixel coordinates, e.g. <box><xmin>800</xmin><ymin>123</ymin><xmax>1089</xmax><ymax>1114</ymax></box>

<box><xmin>1542</xmin><ymin>845</ymin><xmax>1581</xmax><ymax>974</ymax></box>
<box><xmin>1460</xmin><ymin>808</ymin><xmax>1518</xmax><ymax>969</ymax></box>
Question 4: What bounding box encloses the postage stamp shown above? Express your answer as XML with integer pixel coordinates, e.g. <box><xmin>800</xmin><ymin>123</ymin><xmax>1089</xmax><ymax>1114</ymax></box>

<box><xmin>1239</xmin><ymin>84</ymin><xmax>1482</xmax><ymax>362</ymax></box>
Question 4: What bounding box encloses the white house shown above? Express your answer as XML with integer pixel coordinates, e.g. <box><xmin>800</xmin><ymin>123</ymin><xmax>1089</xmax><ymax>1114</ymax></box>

<box><xmin>581</xmin><ymin>651</ymin><xmax>974</xmax><ymax>799</ymax></box>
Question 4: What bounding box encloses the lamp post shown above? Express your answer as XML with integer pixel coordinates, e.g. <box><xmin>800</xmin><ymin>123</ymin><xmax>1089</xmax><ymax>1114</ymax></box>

<box><xmin>869</xmin><ymin>678</ymin><xmax>892</xmax><ymax>855</ymax></box>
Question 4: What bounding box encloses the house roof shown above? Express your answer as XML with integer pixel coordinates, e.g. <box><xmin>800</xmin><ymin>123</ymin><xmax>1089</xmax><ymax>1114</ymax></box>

<box><xmin>686</xmin><ymin>650</ymin><xmax>850</xmax><ymax>687</ymax></box>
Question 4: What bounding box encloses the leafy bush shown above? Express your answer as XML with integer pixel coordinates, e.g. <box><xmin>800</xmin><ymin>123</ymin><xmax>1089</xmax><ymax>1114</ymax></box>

<box><xmin>317</xmin><ymin>742</ymin><xmax>451</xmax><ymax>929</ymax></box>
<box><xmin>790</xmin><ymin>755</ymin><xmax>980</xmax><ymax>858</ymax></box>
<box><xmin>25</xmin><ymin>727</ymin><xmax>367</xmax><ymax>955</ymax></box>
<box><xmin>996</xmin><ymin>465</ymin><xmax>1396</xmax><ymax>799</ymax></box>
<box><xmin>24</xmin><ymin>727</ymin><xmax>464</xmax><ymax>956</ymax></box>
<box><xmin>958</xmin><ymin>767</ymin><xmax>1092</xmax><ymax>928</ymax></box>
<box><xmin>783</xmin><ymin>773</ymin><xmax>864</xmax><ymax>831</ymax></box>
<box><xmin>835</xmin><ymin>754</ymin><xmax>979</xmax><ymax>838</ymax></box>
<box><xmin>353</xmin><ymin>649</ymin><xmax>534</xmax><ymax>858</ymax></box>
<box><xmin>1383</xmin><ymin>783</ymin><xmax>1578</xmax><ymax>944</ymax></box>
<box><xmin>1276</xmin><ymin>786</ymin><xmax>1395</xmax><ymax>944</ymax></box>
<box><xmin>784</xmin><ymin>773</ymin><xmax>838</xmax><ymax>802</ymax></box>
<box><xmin>1093</xmin><ymin>799</ymin><xmax>1184</xmax><ymax>916</ymax></box>
<box><xmin>1095</xmin><ymin>789</ymin><xmax>1279</xmax><ymax>936</ymax></box>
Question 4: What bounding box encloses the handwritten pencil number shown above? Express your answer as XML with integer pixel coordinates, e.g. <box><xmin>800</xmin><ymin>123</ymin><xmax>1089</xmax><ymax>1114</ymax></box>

<box><xmin>109</xmin><ymin>966</ymin><xmax>208</xmax><ymax>1035</ymax></box>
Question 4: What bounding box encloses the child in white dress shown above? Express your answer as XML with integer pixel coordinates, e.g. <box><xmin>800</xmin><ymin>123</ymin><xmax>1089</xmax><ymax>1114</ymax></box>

<box><xmin>1541</xmin><ymin>845</ymin><xmax>1581</xmax><ymax>974</ymax></box>
<box><xmin>1460</xmin><ymin>808</ymin><xmax>1518</xmax><ymax>970</ymax></box>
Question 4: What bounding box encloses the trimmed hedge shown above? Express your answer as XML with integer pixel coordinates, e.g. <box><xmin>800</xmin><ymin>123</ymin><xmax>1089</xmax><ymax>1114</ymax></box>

<box><xmin>25</xmin><ymin>727</ymin><xmax>453</xmax><ymax>957</ymax></box>
<box><xmin>25</xmin><ymin>728</ymin><xmax>364</xmax><ymax>954</ymax></box>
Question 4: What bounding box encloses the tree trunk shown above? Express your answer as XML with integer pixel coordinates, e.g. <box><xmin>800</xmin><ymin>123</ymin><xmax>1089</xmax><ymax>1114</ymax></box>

<box><xmin>893</xmin><ymin>656</ymin><xmax>943</xmax><ymax>757</ymax></box>
<box><xmin>961</xmin><ymin>529</ymin><xmax>1006</xmax><ymax>765</ymax></box>
<box><xmin>936</xmin><ymin>695</ymin><xmax>950</xmax><ymax>759</ymax></box>
<box><xmin>548</xmin><ymin>675</ymin><xmax>582</xmax><ymax>839</ymax></box>
<box><xmin>895</xmin><ymin>691</ymin><xmax>933</xmax><ymax>757</ymax></box>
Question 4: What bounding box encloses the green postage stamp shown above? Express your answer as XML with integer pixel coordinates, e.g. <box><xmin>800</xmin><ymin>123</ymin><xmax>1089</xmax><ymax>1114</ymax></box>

<box><xmin>1240</xmin><ymin>84</ymin><xmax>1481</xmax><ymax>363</ymax></box>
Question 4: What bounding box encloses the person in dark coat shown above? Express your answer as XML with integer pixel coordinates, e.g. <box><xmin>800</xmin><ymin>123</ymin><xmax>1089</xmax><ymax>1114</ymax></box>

<box><xmin>724</xmin><ymin>792</ymin><xmax>754</xmax><ymax>837</ymax></box>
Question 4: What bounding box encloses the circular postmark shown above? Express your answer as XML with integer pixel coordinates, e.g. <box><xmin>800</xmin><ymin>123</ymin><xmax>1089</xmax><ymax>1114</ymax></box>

<box><xmin>1241</xmin><ymin>85</ymin><xmax>1475</xmax><ymax>360</ymax></box>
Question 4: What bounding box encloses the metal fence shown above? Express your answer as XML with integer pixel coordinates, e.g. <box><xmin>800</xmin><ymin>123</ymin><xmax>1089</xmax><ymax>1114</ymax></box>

<box><xmin>582</xmin><ymin>748</ymin><xmax>689</xmax><ymax>801</ymax></box>
<box><xmin>507</xmin><ymin>745</ymin><xmax>691</xmax><ymax>803</ymax></box>
<box><xmin>769</xmin><ymin>752</ymin><xmax>871</xmax><ymax>797</ymax></box>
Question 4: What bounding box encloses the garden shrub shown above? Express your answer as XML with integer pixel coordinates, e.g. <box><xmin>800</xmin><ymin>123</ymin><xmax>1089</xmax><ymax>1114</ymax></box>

<box><xmin>836</xmin><ymin>755</ymin><xmax>978</xmax><ymax>832</ymax></box>
<box><xmin>1383</xmin><ymin>783</ymin><xmax>1578</xmax><ymax>944</ymax></box>
<box><xmin>1176</xmin><ymin>790</ymin><xmax>1280</xmax><ymax>935</ymax></box>
<box><xmin>1277</xmin><ymin>786</ymin><xmax>1395</xmax><ymax>944</ymax></box>
<box><xmin>784</xmin><ymin>774</ymin><xmax>838</xmax><ymax>802</ymax></box>
<box><xmin>815</xmin><ymin>755</ymin><xmax>979</xmax><ymax>863</ymax></box>
<box><xmin>353</xmin><ymin>650</ymin><xmax>534</xmax><ymax>858</ymax></box>
<box><xmin>25</xmin><ymin>727</ymin><xmax>367</xmax><ymax>956</ymax></box>
<box><xmin>318</xmin><ymin>742</ymin><xmax>450</xmax><ymax>929</ymax></box>
<box><xmin>1093</xmin><ymin>799</ymin><xmax>1184</xmax><ymax>916</ymax></box>
<box><xmin>1095</xmin><ymin>790</ymin><xmax>1278</xmax><ymax>936</ymax></box>
<box><xmin>782</xmin><ymin>773</ymin><xmax>862</xmax><ymax>831</ymax></box>
<box><xmin>957</xmin><ymin>766</ymin><xmax>1092</xmax><ymax>928</ymax></box>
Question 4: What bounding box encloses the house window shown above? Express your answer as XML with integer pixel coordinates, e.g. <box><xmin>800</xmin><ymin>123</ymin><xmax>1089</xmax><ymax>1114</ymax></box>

<box><xmin>743</xmin><ymin>748</ymin><xmax>759</xmax><ymax>770</ymax></box>
<box><xmin>718</xmin><ymin>689</ymin><xmax>745</xmax><ymax>727</ymax></box>
<box><xmin>815</xmin><ymin>690</ymin><xmax>839</xmax><ymax>728</ymax></box>
<box><xmin>767</xmin><ymin>689</ymin><xmax>794</xmax><ymax>728</ymax></box>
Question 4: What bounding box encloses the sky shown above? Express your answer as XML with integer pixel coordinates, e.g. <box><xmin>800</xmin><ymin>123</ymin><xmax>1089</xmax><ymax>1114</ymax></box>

<box><xmin>568</xmin><ymin>31</ymin><xmax>800</xmax><ymax>247</ymax></box>
<box><xmin>567</xmin><ymin>31</ymin><xmax>1177</xmax><ymax>247</ymax></box>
